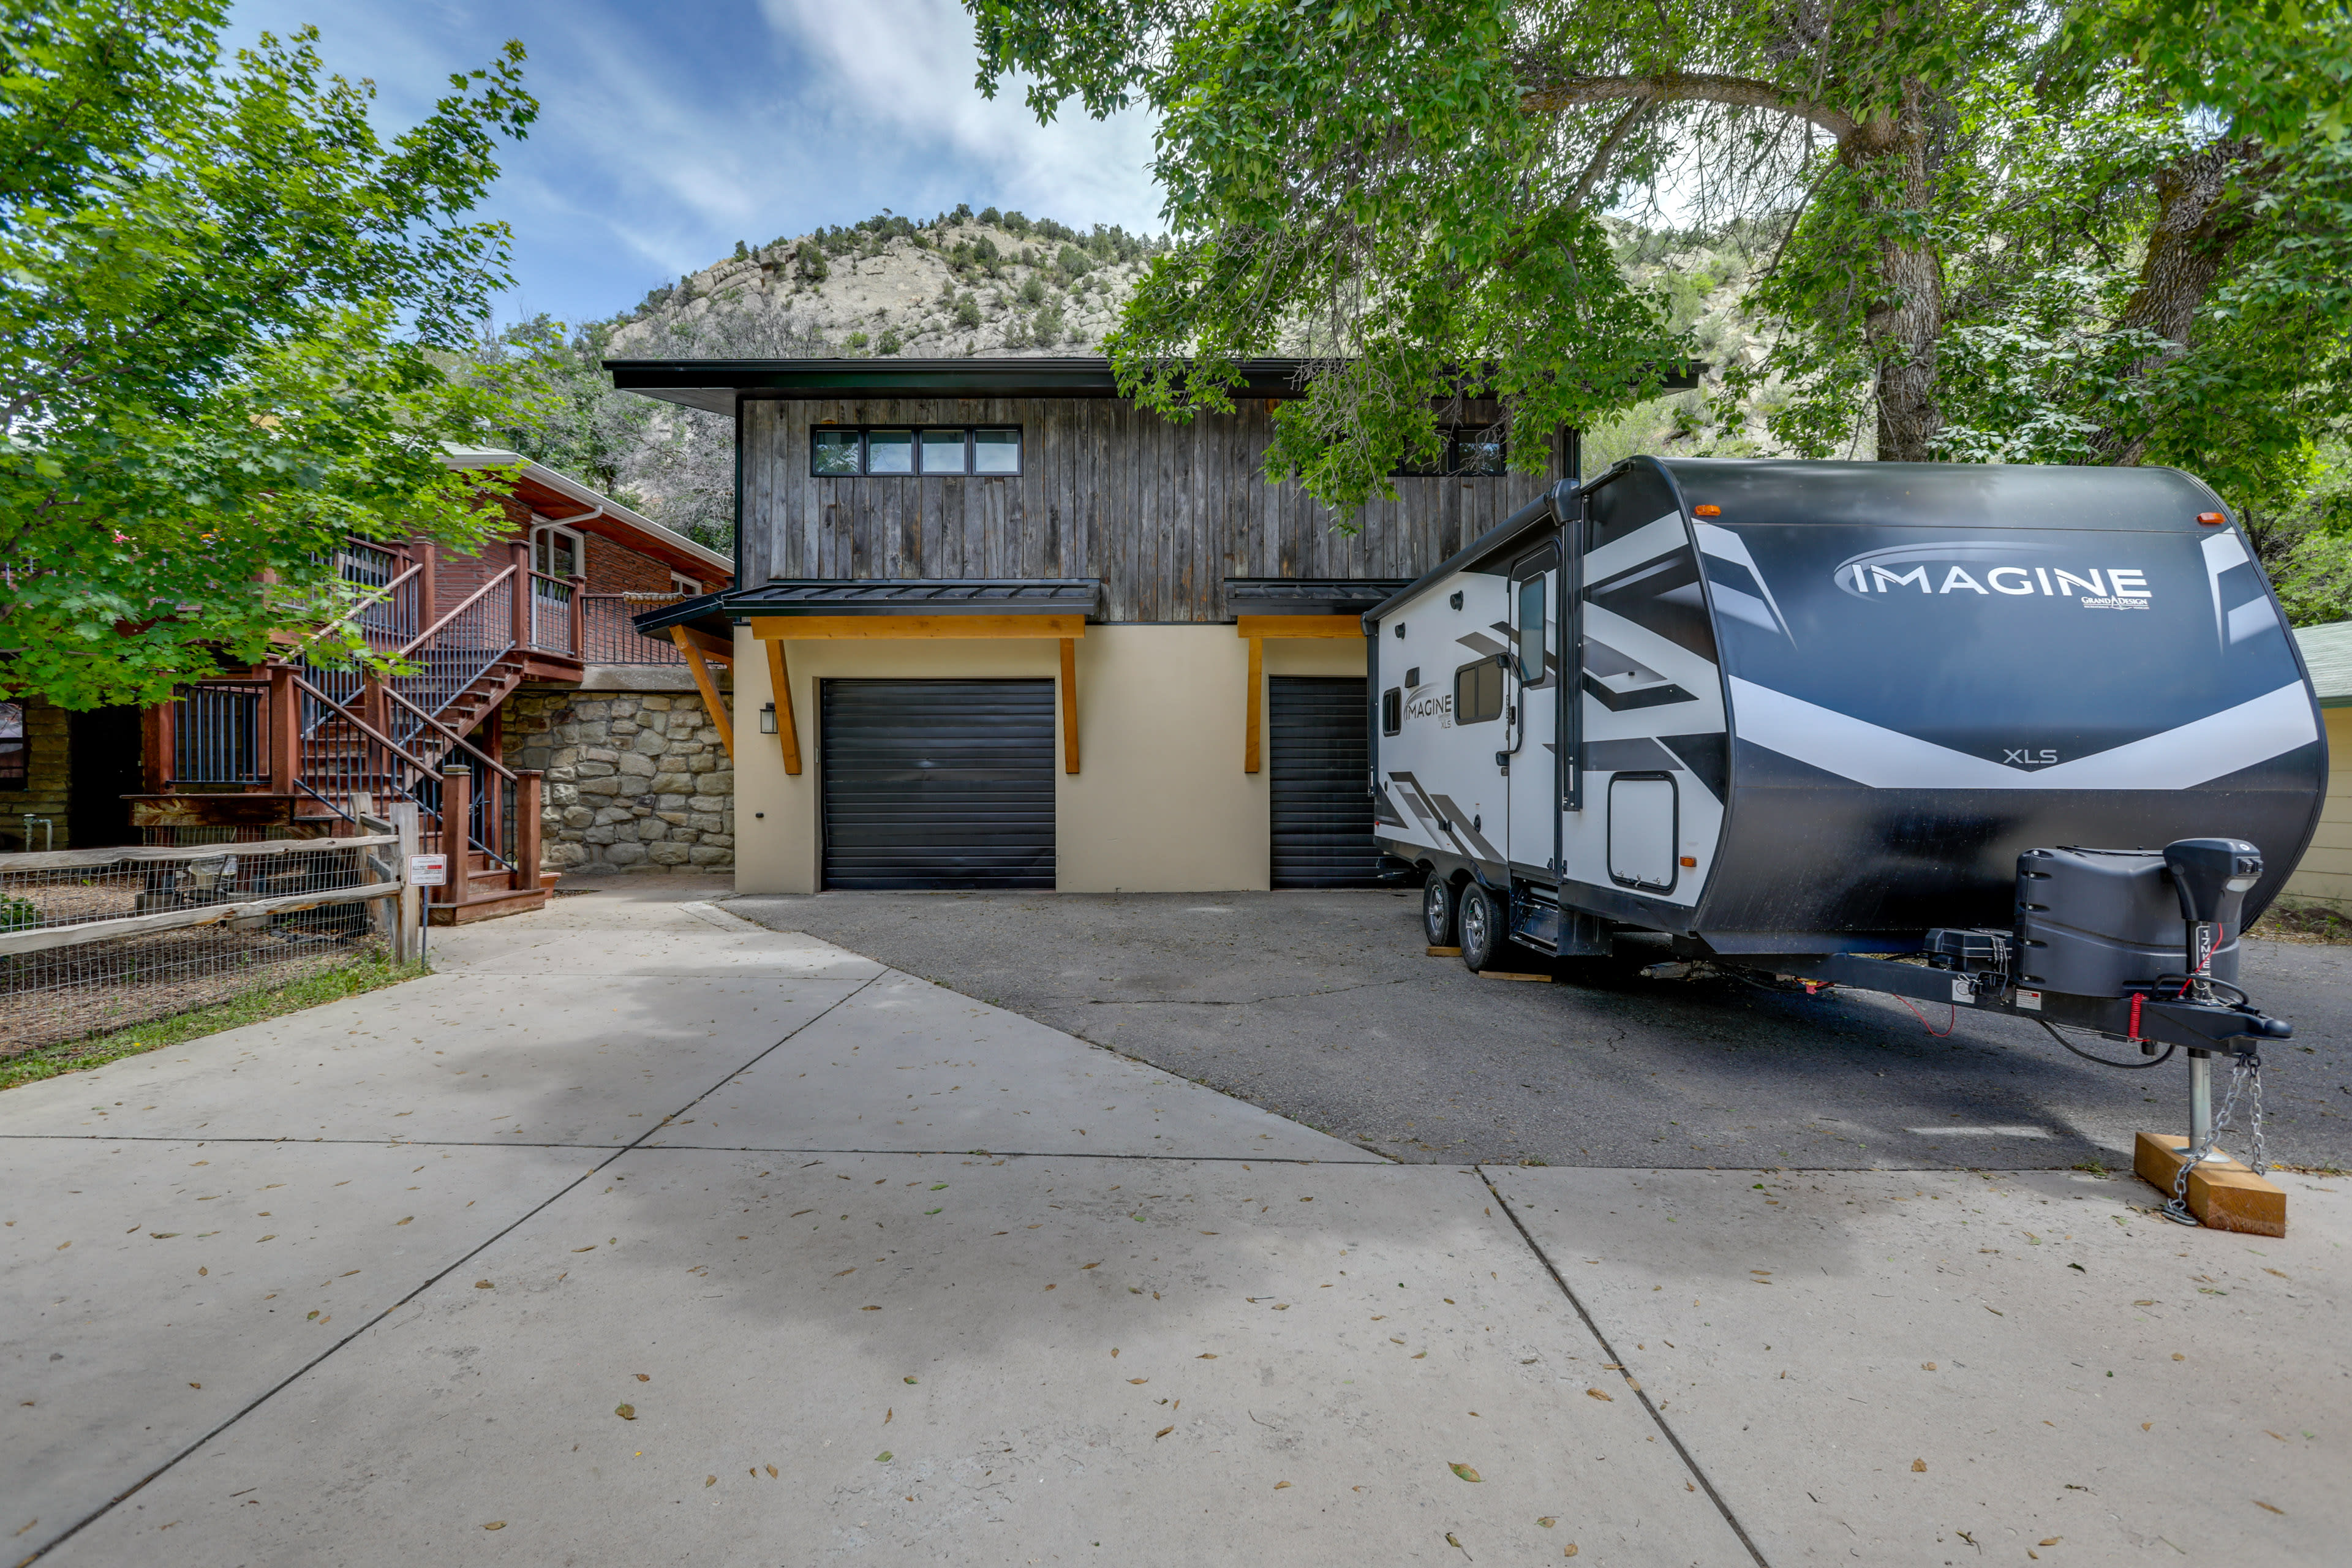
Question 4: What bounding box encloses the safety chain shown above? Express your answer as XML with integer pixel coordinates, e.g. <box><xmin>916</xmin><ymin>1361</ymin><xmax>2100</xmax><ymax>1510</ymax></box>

<box><xmin>2162</xmin><ymin>1051</ymin><xmax>2265</xmax><ymax>1226</ymax></box>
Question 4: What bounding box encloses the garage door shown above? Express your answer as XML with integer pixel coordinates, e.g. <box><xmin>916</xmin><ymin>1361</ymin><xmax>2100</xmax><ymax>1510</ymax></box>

<box><xmin>1269</xmin><ymin>676</ymin><xmax>1381</xmax><ymax>888</ymax></box>
<box><xmin>821</xmin><ymin>679</ymin><xmax>1056</xmax><ymax>889</ymax></box>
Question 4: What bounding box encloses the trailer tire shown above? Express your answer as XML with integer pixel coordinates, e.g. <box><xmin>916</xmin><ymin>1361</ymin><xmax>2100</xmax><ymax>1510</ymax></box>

<box><xmin>1458</xmin><ymin>883</ymin><xmax>1508</xmax><ymax>973</ymax></box>
<box><xmin>1422</xmin><ymin>876</ymin><xmax>1457</xmax><ymax>947</ymax></box>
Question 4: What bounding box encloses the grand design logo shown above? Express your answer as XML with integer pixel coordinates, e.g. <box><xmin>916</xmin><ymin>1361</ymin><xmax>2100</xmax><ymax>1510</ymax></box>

<box><xmin>1831</xmin><ymin>541</ymin><xmax>2150</xmax><ymax>605</ymax></box>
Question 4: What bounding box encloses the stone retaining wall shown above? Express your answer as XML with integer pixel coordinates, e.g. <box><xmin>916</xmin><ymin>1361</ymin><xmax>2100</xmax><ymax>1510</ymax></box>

<box><xmin>501</xmin><ymin>685</ymin><xmax>733</xmax><ymax>875</ymax></box>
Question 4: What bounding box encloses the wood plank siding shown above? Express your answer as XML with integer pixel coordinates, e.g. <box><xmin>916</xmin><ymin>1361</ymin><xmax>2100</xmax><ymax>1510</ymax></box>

<box><xmin>739</xmin><ymin>398</ymin><xmax>1561</xmax><ymax>622</ymax></box>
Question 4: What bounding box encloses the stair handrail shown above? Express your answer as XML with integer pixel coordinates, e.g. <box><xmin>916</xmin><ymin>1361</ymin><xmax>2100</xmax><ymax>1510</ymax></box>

<box><xmin>285</xmin><ymin>672</ymin><xmax>439</xmax><ymax>774</ymax></box>
<box><xmin>284</xmin><ymin>559</ymin><xmax>426</xmax><ymax>680</ymax></box>
<box><xmin>380</xmin><ymin>685</ymin><xmax>521</xmax><ymax>782</ymax></box>
<box><xmin>394</xmin><ymin>563</ymin><xmax>520</xmax><ymax>662</ymax></box>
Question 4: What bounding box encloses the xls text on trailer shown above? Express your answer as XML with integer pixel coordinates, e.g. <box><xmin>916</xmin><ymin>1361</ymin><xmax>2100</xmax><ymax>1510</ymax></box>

<box><xmin>1364</xmin><ymin>459</ymin><xmax>2327</xmax><ymax>1215</ymax></box>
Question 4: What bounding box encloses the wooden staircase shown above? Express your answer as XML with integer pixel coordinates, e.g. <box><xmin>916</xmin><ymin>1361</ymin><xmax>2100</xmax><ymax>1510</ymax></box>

<box><xmin>142</xmin><ymin>537</ymin><xmax>586</xmax><ymax>926</ymax></box>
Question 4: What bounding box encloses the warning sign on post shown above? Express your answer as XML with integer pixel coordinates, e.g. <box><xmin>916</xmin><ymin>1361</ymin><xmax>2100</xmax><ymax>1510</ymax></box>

<box><xmin>409</xmin><ymin>853</ymin><xmax>448</xmax><ymax>887</ymax></box>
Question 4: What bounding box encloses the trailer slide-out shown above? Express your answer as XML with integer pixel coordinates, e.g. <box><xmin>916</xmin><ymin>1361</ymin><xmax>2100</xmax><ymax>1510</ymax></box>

<box><xmin>1363</xmin><ymin>459</ymin><xmax>2324</xmax><ymax>1171</ymax></box>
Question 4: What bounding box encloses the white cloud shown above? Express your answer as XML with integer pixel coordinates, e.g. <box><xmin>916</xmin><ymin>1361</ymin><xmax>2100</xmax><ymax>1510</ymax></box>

<box><xmin>757</xmin><ymin>0</ymin><xmax>1163</xmax><ymax>233</ymax></box>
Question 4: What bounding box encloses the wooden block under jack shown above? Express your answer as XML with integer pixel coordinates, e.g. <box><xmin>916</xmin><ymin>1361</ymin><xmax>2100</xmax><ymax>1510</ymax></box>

<box><xmin>2133</xmin><ymin>1131</ymin><xmax>2286</xmax><ymax>1237</ymax></box>
<box><xmin>1479</xmin><ymin>970</ymin><xmax>1554</xmax><ymax>983</ymax></box>
<box><xmin>1427</xmin><ymin>946</ymin><xmax>1461</xmax><ymax>957</ymax></box>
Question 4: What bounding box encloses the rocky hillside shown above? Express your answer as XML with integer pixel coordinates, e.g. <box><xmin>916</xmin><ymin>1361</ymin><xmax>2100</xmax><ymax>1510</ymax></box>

<box><xmin>605</xmin><ymin>205</ymin><xmax>1162</xmax><ymax>361</ymax></box>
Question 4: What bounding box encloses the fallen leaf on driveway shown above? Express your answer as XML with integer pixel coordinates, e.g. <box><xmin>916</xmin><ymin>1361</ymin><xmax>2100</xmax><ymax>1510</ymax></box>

<box><xmin>1197</xmin><ymin>1354</ymin><xmax>1218</xmax><ymax>1360</ymax></box>
<box><xmin>394</xmin><ymin>1218</ymin><xmax>412</xmax><ymax>1226</ymax></box>
<box><xmin>1129</xmin><ymin>1378</ymin><xmax>1148</xmax><ymax>1384</ymax></box>
<box><xmin>483</xmin><ymin>1521</ymin><xmax>505</xmax><ymax>1531</ymax></box>
<box><xmin>1449</xmin><ymin>1463</ymin><xmax>1482</xmax><ymax>1483</ymax></box>
<box><xmin>2040</xmin><ymin>1539</ymin><xmax>2061</xmax><ymax>1547</ymax></box>
<box><xmin>635</xmin><ymin>1373</ymin><xmax>649</xmax><ymax>1382</ymax></box>
<box><xmin>884</xmin><ymin>1409</ymin><xmax>892</xmax><ymax>1425</ymax></box>
<box><xmin>875</xmin><ymin>1452</ymin><xmax>892</xmax><ymax>1463</ymax></box>
<box><xmin>1082</xmin><ymin>1261</ymin><xmax>1101</xmax><ymax>1270</ymax></box>
<box><xmin>474</xmin><ymin>1281</ymin><xmax>493</xmax><ymax>1290</ymax></box>
<box><xmin>861</xmin><ymin>1305</ymin><xmax>881</xmax><ymax>1311</ymax></box>
<box><xmin>765</xmin><ymin>1464</ymin><xmax>778</xmax><ymax>1477</ymax></box>
<box><xmin>2254</xmin><ymin>1501</ymin><xmax>2284</xmax><ymax>1515</ymax></box>
<box><xmin>1273</xmin><ymin>1481</ymin><xmax>1291</xmax><ymax>1490</ymax></box>
<box><xmin>573</xmin><ymin>1246</ymin><xmax>595</xmax><ymax>1253</ymax></box>
<box><xmin>616</xmin><ymin>1405</ymin><xmax>636</xmax><ymax>1420</ymax></box>
<box><xmin>904</xmin><ymin>1376</ymin><xmax>918</xmax><ymax>1384</ymax></box>
<box><xmin>1585</xmin><ymin>1389</ymin><xmax>1611</xmax><ymax>1402</ymax></box>
<box><xmin>1564</xmin><ymin>1546</ymin><xmax>1578</xmax><ymax>1558</ymax></box>
<box><xmin>704</xmin><ymin>1476</ymin><xmax>716</xmax><ymax>1488</ymax></box>
<box><xmin>1911</xmin><ymin>1460</ymin><xmax>1927</xmax><ymax>1472</ymax></box>
<box><xmin>1155</xmin><ymin>1427</ymin><xmax>1174</xmax><ymax>1439</ymax></box>
<box><xmin>1537</xmin><ymin>1517</ymin><xmax>1555</xmax><ymax>1528</ymax></box>
<box><xmin>835</xmin><ymin>1268</ymin><xmax>856</xmax><ymax>1277</ymax></box>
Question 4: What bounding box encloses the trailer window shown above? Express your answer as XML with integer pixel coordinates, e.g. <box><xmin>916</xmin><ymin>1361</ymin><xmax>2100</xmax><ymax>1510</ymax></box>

<box><xmin>1381</xmin><ymin>687</ymin><xmax>1403</xmax><ymax>736</ymax></box>
<box><xmin>1453</xmin><ymin>659</ymin><xmax>1504</xmax><ymax>725</ymax></box>
<box><xmin>1515</xmin><ymin>576</ymin><xmax>1545</xmax><ymax>677</ymax></box>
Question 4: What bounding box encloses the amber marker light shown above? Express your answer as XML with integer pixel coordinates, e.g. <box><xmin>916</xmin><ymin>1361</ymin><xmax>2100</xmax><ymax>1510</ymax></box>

<box><xmin>1692</xmin><ymin>503</ymin><xmax>1722</xmax><ymax>516</ymax></box>
<box><xmin>2196</xmin><ymin>511</ymin><xmax>2227</xmax><ymax>526</ymax></box>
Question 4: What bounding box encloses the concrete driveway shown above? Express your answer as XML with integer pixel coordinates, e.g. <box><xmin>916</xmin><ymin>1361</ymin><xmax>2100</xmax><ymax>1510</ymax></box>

<box><xmin>724</xmin><ymin>888</ymin><xmax>2352</xmax><ymax>1174</ymax></box>
<box><xmin>2</xmin><ymin>884</ymin><xmax>2343</xmax><ymax>1566</ymax></box>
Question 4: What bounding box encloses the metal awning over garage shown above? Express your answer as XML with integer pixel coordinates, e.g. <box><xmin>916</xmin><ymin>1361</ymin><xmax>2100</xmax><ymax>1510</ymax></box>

<box><xmin>633</xmin><ymin>579</ymin><xmax>1102</xmax><ymax>779</ymax></box>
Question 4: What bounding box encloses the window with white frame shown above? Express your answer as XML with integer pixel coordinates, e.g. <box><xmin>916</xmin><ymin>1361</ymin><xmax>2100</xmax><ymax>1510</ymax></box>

<box><xmin>671</xmin><ymin>572</ymin><xmax>701</xmax><ymax>596</ymax></box>
<box><xmin>532</xmin><ymin>522</ymin><xmax>584</xmax><ymax>579</ymax></box>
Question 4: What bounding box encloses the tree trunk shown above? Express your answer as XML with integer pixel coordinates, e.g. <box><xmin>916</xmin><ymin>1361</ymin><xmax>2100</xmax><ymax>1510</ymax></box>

<box><xmin>1848</xmin><ymin>101</ymin><xmax>1943</xmax><ymax>461</ymax></box>
<box><xmin>2087</xmin><ymin>137</ymin><xmax>2261</xmax><ymax>466</ymax></box>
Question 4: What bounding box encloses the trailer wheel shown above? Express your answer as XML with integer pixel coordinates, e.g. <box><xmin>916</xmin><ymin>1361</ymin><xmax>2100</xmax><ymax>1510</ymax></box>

<box><xmin>1458</xmin><ymin>883</ymin><xmax>1507</xmax><ymax>973</ymax></box>
<box><xmin>1422</xmin><ymin>876</ymin><xmax>1457</xmax><ymax>946</ymax></box>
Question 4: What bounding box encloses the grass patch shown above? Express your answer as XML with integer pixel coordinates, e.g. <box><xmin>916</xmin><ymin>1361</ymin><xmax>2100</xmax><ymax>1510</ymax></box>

<box><xmin>2250</xmin><ymin>901</ymin><xmax>2352</xmax><ymax>944</ymax></box>
<box><xmin>0</xmin><ymin>955</ymin><xmax>430</xmax><ymax>1091</ymax></box>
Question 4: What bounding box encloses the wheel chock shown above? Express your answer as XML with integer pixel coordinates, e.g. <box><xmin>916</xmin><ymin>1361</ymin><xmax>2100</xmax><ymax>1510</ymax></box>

<box><xmin>1479</xmin><ymin>970</ymin><xmax>1553</xmax><ymax>983</ymax></box>
<box><xmin>2133</xmin><ymin>1132</ymin><xmax>2286</xmax><ymax>1237</ymax></box>
<box><xmin>1426</xmin><ymin>945</ymin><xmax>1461</xmax><ymax>957</ymax></box>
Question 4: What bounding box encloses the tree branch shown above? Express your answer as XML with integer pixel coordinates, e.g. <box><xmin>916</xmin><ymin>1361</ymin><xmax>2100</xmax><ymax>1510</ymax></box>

<box><xmin>1569</xmin><ymin>93</ymin><xmax>1654</xmax><ymax>211</ymax></box>
<box><xmin>1521</xmin><ymin>73</ymin><xmax>1861</xmax><ymax>145</ymax></box>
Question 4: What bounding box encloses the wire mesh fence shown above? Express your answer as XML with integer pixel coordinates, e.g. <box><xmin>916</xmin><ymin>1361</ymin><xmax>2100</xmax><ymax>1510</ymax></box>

<box><xmin>0</xmin><ymin>835</ymin><xmax>409</xmax><ymax>1058</ymax></box>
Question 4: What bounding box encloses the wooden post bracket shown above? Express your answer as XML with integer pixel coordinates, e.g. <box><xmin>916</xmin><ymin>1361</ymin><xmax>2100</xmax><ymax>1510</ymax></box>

<box><xmin>1235</xmin><ymin>614</ymin><xmax>1360</xmax><ymax>773</ymax></box>
<box><xmin>765</xmin><ymin>638</ymin><xmax>801</xmax><ymax>775</ymax></box>
<box><xmin>1060</xmin><ymin>637</ymin><xmax>1080</xmax><ymax>774</ymax></box>
<box><xmin>671</xmin><ymin>625</ymin><xmax>736</xmax><ymax>763</ymax></box>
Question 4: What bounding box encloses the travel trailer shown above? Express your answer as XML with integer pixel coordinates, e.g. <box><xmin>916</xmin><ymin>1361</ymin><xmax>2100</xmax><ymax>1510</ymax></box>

<box><xmin>1366</xmin><ymin>458</ymin><xmax>2323</xmax><ymax>1081</ymax></box>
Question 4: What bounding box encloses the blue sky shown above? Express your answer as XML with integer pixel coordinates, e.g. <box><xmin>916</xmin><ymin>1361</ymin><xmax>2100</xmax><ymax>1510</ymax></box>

<box><xmin>226</xmin><ymin>0</ymin><xmax>1164</xmax><ymax>330</ymax></box>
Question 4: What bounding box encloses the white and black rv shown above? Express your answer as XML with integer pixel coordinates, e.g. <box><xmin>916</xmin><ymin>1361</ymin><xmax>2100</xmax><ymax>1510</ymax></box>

<box><xmin>1365</xmin><ymin>458</ymin><xmax>2323</xmax><ymax>1082</ymax></box>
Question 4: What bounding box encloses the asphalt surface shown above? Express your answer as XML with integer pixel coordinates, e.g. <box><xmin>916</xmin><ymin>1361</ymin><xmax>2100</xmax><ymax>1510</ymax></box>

<box><xmin>723</xmin><ymin>887</ymin><xmax>2352</xmax><ymax>1172</ymax></box>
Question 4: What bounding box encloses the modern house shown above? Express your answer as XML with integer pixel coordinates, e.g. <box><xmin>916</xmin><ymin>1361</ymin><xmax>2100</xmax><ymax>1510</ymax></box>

<box><xmin>2286</xmin><ymin>617</ymin><xmax>2351</xmax><ymax>911</ymax></box>
<box><xmin>2</xmin><ymin>450</ymin><xmax>733</xmax><ymax>917</ymax></box>
<box><xmin>608</xmin><ymin>356</ymin><xmax>1683</xmax><ymax>894</ymax></box>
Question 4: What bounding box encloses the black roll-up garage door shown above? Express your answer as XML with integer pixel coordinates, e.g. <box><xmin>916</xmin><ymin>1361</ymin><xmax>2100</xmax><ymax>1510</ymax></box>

<box><xmin>821</xmin><ymin>679</ymin><xmax>1055</xmax><ymax>890</ymax></box>
<box><xmin>1269</xmin><ymin>676</ymin><xmax>1381</xmax><ymax>888</ymax></box>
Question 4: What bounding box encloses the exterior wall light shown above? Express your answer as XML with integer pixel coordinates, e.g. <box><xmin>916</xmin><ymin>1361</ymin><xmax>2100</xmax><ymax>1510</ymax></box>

<box><xmin>759</xmin><ymin>702</ymin><xmax>777</xmax><ymax>734</ymax></box>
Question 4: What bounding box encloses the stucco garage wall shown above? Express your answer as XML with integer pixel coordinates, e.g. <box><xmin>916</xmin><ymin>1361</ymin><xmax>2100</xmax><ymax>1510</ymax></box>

<box><xmin>2283</xmin><ymin>706</ymin><xmax>2349</xmax><ymax>911</ymax></box>
<box><xmin>729</xmin><ymin>623</ymin><xmax>1368</xmax><ymax>896</ymax></box>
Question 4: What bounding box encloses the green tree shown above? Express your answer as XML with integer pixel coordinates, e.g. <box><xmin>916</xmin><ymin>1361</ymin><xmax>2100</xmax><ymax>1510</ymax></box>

<box><xmin>971</xmin><ymin>0</ymin><xmax>2352</xmax><ymax>512</ymax></box>
<box><xmin>0</xmin><ymin>1</ymin><xmax>537</xmax><ymax>710</ymax></box>
<box><xmin>459</xmin><ymin>315</ymin><xmax>652</xmax><ymax>500</ymax></box>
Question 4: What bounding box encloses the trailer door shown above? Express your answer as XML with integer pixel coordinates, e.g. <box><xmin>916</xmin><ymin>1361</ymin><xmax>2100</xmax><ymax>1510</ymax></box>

<box><xmin>1505</xmin><ymin>546</ymin><xmax>1561</xmax><ymax>876</ymax></box>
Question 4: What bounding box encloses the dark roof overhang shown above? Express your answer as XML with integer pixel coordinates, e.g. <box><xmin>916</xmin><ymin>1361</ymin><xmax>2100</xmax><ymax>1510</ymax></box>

<box><xmin>604</xmin><ymin>356</ymin><xmax>1705</xmax><ymax>416</ymax></box>
<box><xmin>632</xmin><ymin>578</ymin><xmax>1102</xmax><ymax>639</ymax></box>
<box><xmin>603</xmin><ymin>356</ymin><xmax>1323</xmax><ymax>415</ymax></box>
<box><xmin>1225</xmin><ymin>578</ymin><xmax>1411</xmax><ymax>614</ymax></box>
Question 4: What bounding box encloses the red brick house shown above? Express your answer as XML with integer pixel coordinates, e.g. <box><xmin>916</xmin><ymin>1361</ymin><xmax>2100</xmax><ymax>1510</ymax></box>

<box><xmin>4</xmin><ymin>451</ymin><xmax>736</xmax><ymax>919</ymax></box>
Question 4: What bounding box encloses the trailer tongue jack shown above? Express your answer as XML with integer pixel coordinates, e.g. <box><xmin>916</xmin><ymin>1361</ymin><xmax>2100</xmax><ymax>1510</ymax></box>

<box><xmin>1769</xmin><ymin>837</ymin><xmax>2292</xmax><ymax>1232</ymax></box>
